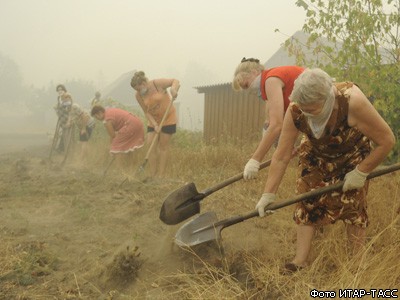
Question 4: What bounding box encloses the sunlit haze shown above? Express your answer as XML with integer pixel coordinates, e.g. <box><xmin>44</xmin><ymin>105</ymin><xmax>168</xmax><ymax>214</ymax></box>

<box><xmin>0</xmin><ymin>0</ymin><xmax>306</xmax><ymax>131</ymax></box>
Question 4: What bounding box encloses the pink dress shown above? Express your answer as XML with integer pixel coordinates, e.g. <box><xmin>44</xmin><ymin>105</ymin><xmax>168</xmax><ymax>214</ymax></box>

<box><xmin>104</xmin><ymin>108</ymin><xmax>144</xmax><ymax>153</ymax></box>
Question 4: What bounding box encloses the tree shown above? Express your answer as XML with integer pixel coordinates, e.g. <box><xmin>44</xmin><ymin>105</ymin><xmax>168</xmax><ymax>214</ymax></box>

<box><xmin>0</xmin><ymin>52</ymin><xmax>27</xmax><ymax>106</ymax></box>
<box><xmin>289</xmin><ymin>0</ymin><xmax>400</xmax><ymax>161</ymax></box>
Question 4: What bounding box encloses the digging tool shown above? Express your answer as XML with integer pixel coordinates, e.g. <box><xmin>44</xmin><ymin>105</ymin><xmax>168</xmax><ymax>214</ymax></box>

<box><xmin>102</xmin><ymin>155</ymin><xmax>116</xmax><ymax>178</ymax></box>
<box><xmin>61</xmin><ymin>124</ymin><xmax>75</xmax><ymax>166</ymax></box>
<box><xmin>49</xmin><ymin>118</ymin><xmax>61</xmax><ymax>160</ymax></box>
<box><xmin>159</xmin><ymin>159</ymin><xmax>272</xmax><ymax>225</ymax></box>
<box><xmin>175</xmin><ymin>162</ymin><xmax>400</xmax><ymax>247</ymax></box>
<box><xmin>136</xmin><ymin>92</ymin><xmax>175</xmax><ymax>176</ymax></box>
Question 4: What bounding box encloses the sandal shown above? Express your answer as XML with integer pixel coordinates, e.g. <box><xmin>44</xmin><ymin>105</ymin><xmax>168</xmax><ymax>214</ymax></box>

<box><xmin>281</xmin><ymin>262</ymin><xmax>304</xmax><ymax>275</ymax></box>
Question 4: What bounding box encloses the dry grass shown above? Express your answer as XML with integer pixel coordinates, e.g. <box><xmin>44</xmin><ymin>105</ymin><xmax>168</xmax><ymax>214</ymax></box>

<box><xmin>154</xmin><ymin>130</ymin><xmax>400</xmax><ymax>299</ymax></box>
<box><xmin>0</xmin><ymin>128</ymin><xmax>399</xmax><ymax>299</ymax></box>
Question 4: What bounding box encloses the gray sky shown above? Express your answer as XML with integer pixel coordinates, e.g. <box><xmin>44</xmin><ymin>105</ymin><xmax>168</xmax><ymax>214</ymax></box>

<box><xmin>0</xmin><ymin>0</ymin><xmax>306</xmax><ymax>131</ymax></box>
<box><xmin>0</xmin><ymin>0</ymin><xmax>305</xmax><ymax>87</ymax></box>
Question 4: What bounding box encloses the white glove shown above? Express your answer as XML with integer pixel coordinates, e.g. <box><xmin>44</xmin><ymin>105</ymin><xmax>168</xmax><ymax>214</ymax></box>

<box><xmin>343</xmin><ymin>165</ymin><xmax>369</xmax><ymax>192</ymax></box>
<box><xmin>244</xmin><ymin>158</ymin><xmax>260</xmax><ymax>180</ymax></box>
<box><xmin>256</xmin><ymin>193</ymin><xmax>276</xmax><ymax>217</ymax></box>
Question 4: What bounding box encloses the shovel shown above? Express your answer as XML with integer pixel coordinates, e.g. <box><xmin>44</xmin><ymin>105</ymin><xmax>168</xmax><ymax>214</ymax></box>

<box><xmin>102</xmin><ymin>155</ymin><xmax>116</xmax><ymax>178</ymax></box>
<box><xmin>61</xmin><ymin>124</ymin><xmax>75</xmax><ymax>166</ymax></box>
<box><xmin>159</xmin><ymin>159</ymin><xmax>272</xmax><ymax>225</ymax></box>
<box><xmin>136</xmin><ymin>92</ymin><xmax>175</xmax><ymax>176</ymax></box>
<box><xmin>49</xmin><ymin>117</ymin><xmax>61</xmax><ymax>161</ymax></box>
<box><xmin>175</xmin><ymin>162</ymin><xmax>400</xmax><ymax>247</ymax></box>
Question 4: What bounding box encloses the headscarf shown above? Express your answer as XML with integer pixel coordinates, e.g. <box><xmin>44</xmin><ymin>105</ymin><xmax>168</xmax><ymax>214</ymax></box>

<box><xmin>303</xmin><ymin>88</ymin><xmax>335</xmax><ymax>139</ymax></box>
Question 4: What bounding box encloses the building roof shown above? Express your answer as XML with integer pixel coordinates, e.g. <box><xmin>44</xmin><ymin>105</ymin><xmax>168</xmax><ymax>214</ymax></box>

<box><xmin>195</xmin><ymin>30</ymin><xmax>333</xmax><ymax>92</ymax></box>
<box><xmin>101</xmin><ymin>70</ymin><xmax>138</xmax><ymax>106</ymax></box>
<box><xmin>194</xmin><ymin>82</ymin><xmax>231</xmax><ymax>93</ymax></box>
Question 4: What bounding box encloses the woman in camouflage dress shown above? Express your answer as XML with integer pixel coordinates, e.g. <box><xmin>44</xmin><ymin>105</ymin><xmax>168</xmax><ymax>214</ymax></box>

<box><xmin>255</xmin><ymin>68</ymin><xmax>395</xmax><ymax>273</ymax></box>
<box><xmin>55</xmin><ymin>84</ymin><xmax>73</xmax><ymax>152</ymax></box>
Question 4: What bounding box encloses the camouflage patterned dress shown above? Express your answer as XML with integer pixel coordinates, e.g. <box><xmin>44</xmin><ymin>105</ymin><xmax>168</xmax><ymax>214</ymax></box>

<box><xmin>291</xmin><ymin>82</ymin><xmax>371</xmax><ymax>228</ymax></box>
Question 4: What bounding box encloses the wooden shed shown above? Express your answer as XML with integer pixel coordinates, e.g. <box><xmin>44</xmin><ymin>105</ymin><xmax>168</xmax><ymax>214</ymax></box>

<box><xmin>195</xmin><ymin>83</ymin><xmax>266</xmax><ymax>144</ymax></box>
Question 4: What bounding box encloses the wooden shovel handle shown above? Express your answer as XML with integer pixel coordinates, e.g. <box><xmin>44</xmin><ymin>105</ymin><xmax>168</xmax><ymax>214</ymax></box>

<box><xmin>144</xmin><ymin>92</ymin><xmax>175</xmax><ymax>160</ymax></box>
<box><xmin>61</xmin><ymin>124</ymin><xmax>75</xmax><ymax>166</ymax></box>
<box><xmin>201</xmin><ymin>159</ymin><xmax>272</xmax><ymax>197</ymax></box>
<box><xmin>102</xmin><ymin>155</ymin><xmax>116</xmax><ymax>177</ymax></box>
<box><xmin>216</xmin><ymin>162</ymin><xmax>400</xmax><ymax>229</ymax></box>
<box><xmin>49</xmin><ymin>117</ymin><xmax>61</xmax><ymax>160</ymax></box>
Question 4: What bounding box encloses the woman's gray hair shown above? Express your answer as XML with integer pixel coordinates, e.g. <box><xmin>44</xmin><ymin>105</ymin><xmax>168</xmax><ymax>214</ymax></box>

<box><xmin>289</xmin><ymin>68</ymin><xmax>333</xmax><ymax>104</ymax></box>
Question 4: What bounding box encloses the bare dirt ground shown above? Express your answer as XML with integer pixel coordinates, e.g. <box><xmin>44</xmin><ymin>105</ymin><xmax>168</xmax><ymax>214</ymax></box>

<box><xmin>0</xmin><ymin>145</ymin><xmax>190</xmax><ymax>299</ymax></box>
<box><xmin>2</xmin><ymin>134</ymin><xmax>399</xmax><ymax>299</ymax></box>
<box><xmin>0</xmin><ymin>136</ymin><xmax>272</xmax><ymax>299</ymax></box>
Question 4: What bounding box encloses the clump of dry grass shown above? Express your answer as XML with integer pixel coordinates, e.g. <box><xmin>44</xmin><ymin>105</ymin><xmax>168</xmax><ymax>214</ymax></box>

<box><xmin>102</xmin><ymin>245</ymin><xmax>143</xmax><ymax>289</ymax></box>
<box><xmin>154</xmin><ymin>246</ymin><xmax>249</xmax><ymax>300</ymax></box>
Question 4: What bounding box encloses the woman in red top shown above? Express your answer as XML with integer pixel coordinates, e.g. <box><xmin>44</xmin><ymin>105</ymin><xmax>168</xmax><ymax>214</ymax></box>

<box><xmin>232</xmin><ymin>58</ymin><xmax>304</xmax><ymax>179</ymax></box>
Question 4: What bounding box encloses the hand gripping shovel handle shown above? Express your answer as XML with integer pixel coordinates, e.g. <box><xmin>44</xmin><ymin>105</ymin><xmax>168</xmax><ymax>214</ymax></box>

<box><xmin>161</xmin><ymin>159</ymin><xmax>272</xmax><ymax>225</ymax></box>
<box><xmin>139</xmin><ymin>91</ymin><xmax>175</xmax><ymax>170</ymax></box>
<box><xmin>199</xmin><ymin>162</ymin><xmax>400</xmax><ymax>233</ymax></box>
<box><xmin>198</xmin><ymin>159</ymin><xmax>272</xmax><ymax>199</ymax></box>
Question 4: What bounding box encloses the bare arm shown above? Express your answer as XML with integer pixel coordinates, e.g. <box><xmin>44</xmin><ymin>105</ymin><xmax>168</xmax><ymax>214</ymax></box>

<box><xmin>347</xmin><ymin>86</ymin><xmax>395</xmax><ymax>173</ymax></box>
<box><xmin>263</xmin><ymin>107</ymin><xmax>299</xmax><ymax>193</ymax></box>
<box><xmin>146</xmin><ymin>114</ymin><xmax>158</xmax><ymax>128</ymax></box>
<box><xmin>104</xmin><ymin>120</ymin><xmax>116</xmax><ymax>140</ymax></box>
<box><xmin>252</xmin><ymin>77</ymin><xmax>285</xmax><ymax>162</ymax></box>
<box><xmin>77</xmin><ymin>113</ymin><xmax>90</xmax><ymax>131</ymax></box>
<box><xmin>78</xmin><ymin>114</ymin><xmax>92</xmax><ymax>135</ymax></box>
<box><xmin>155</xmin><ymin>78</ymin><xmax>180</xmax><ymax>99</ymax></box>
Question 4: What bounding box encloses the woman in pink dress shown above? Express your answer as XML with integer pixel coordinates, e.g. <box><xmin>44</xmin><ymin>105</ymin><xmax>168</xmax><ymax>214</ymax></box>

<box><xmin>91</xmin><ymin>105</ymin><xmax>144</xmax><ymax>154</ymax></box>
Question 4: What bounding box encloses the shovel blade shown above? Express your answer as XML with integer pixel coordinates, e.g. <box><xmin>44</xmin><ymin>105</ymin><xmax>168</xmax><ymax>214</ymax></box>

<box><xmin>175</xmin><ymin>211</ymin><xmax>221</xmax><ymax>247</ymax></box>
<box><xmin>159</xmin><ymin>182</ymin><xmax>201</xmax><ymax>225</ymax></box>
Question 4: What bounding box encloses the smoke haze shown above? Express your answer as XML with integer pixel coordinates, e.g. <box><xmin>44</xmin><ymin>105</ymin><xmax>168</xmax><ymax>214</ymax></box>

<box><xmin>0</xmin><ymin>0</ymin><xmax>305</xmax><ymax>132</ymax></box>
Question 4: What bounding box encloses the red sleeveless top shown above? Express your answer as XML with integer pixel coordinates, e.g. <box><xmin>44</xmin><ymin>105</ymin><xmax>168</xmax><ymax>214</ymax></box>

<box><xmin>260</xmin><ymin>66</ymin><xmax>304</xmax><ymax>112</ymax></box>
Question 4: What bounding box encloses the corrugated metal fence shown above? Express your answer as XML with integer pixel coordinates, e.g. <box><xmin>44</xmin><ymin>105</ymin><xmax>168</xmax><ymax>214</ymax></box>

<box><xmin>197</xmin><ymin>83</ymin><xmax>265</xmax><ymax>145</ymax></box>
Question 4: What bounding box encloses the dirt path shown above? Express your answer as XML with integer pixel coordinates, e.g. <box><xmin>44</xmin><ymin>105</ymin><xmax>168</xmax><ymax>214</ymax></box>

<box><xmin>1</xmin><ymin>130</ymin><xmax>296</xmax><ymax>300</ymax></box>
<box><xmin>0</xmin><ymin>133</ymin><xmax>49</xmax><ymax>155</ymax></box>
<box><xmin>0</xmin><ymin>144</ymin><xmax>239</xmax><ymax>299</ymax></box>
